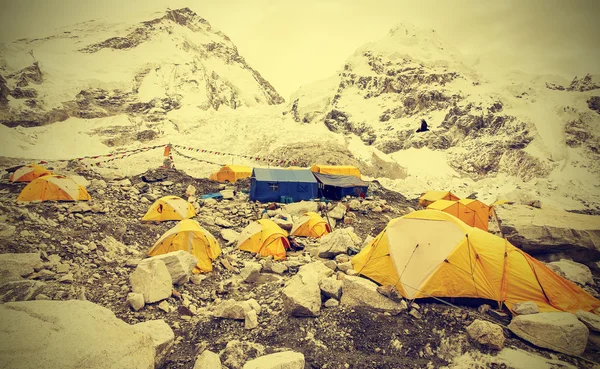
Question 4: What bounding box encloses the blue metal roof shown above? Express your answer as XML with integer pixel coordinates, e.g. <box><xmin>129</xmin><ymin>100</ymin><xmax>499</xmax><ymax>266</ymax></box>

<box><xmin>252</xmin><ymin>168</ymin><xmax>317</xmax><ymax>183</ymax></box>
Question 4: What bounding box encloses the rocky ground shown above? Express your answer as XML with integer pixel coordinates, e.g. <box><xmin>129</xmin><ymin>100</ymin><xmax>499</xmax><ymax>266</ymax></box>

<box><xmin>1</xmin><ymin>164</ymin><xmax>600</xmax><ymax>369</ymax></box>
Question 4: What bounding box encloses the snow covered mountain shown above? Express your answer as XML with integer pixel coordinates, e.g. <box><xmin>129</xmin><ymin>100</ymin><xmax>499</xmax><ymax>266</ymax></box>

<box><xmin>0</xmin><ymin>8</ymin><xmax>283</xmax><ymax>128</ymax></box>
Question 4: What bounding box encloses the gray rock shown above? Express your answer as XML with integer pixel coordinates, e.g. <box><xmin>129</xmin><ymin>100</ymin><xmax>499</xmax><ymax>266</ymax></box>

<box><xmin>240</xmin><ymin>262</ymin><xmax>262</xmax><ymax>283</ymax></box>
<box><xmin>273</xmin><ymin>217</ymin><xmax>294</xmax><ymax>231</ymax></box>
<box><xmin>588</xmin><ymin>332</ymin><xmax>600</xmax><ymax>351</ymax></box>
<box><xmin>0</xmin><ymin>253</ymin><xmax>41</xmax><ymax>283</ymax></box>
<box><xmin>283</xmin><ymin>201</ymin><xmax>319</xmax><ymax>219</ymax></box>
<box><xmin>213</xmin><ymin>299</ymin><xmax>253</xmax><ymax>320</ymax></box>
<box><xmin>508</xmin><ymin>312</ymin><xmax>589</xmax><ymax>355</ymax></box>
<box><xmin>282</xmin><ymin>272</ymin><xmax>321</xmax><ymax>317</ymax></box>
<box><xmin>324</xmin><ymin>298</ymin><xmax>339</xmax><ymax>308</ymax></box>
<box><xmin>220</xmin><ymin>190</ymin><xmax>235</xmax><ymax>199</ymax></box>
<box><xmin>327</xmin><ymin>203</ymin><xmax>347</xmax><ymax>220</ymax></box>
<box><xmin>194</xmin><ymin>350</ymin><xmax>221</xmax><ymax>369</ymax></box>
<box><xmin>270</xmin><ymin>263</ymin><xmax>288</xmax><ymax>275</ymax></box>
<box><xmin>576</xmin><ymin>310</ymin><xmax>600</xmax><ymax>332</ymax></box>
<box><xmin>513</xmin><ymin>301</ymin><xmax>540</xmax><ymax>315</ymax></box>
<box><xmin>127</xmin><ymin>292</ymin><xmax>145</xmax><ymax>311</ymax></box>
<box><xmin>215</xmin><ymin>217</ymin><xmax>233</xmax><ymax>228</ymax></box>
<box><xmin>147</xmin><ymin>251</ymin><xmax>198</xmax><ymax>285</ymax></box>
<box><xmin>341</xmin><ymin>276</ymin><xmax>406</xmax><ymax>313</ymax></box>
<box><xmin>221</xmin><ymin>229</ymin><xmax>240</xmax><ymax>244</ymax></box>
<box><xmin>244</xmin><ymin>309</ymin><xmax>259</xmax><ymax>329</ymax></box>
<box><xmin>349</xmin><ymin>200</ymin><xmax>361</xmax><ymax>211</ymax></box>
<box><xmin>547</xmin><ymin>259</ymin><xmax>593</xmax><ymax>285</ymax></box>
<box><xmin>133</xmin><ymin>320</ymin><xmax>174</xmax><ymax>368</ymax></box>
<box><xmin>319</xmin><ymin>277</ymin><xmax>342</xmax><ymax>300</ymax></box>
<box><xmin>129</xmin><ymin>259</ymin><xmax>172</xmax><ymax>303</ymax></box>
<box><xmin>466</xmin><ymin>319</ymin><xmax>505</xmax><ymax>350</ymax></box>
<box><xmin>221</xmin><ymin>340</ymin><xmax>265</xmax><ymax>369</ymax></box>
<box><xmin>0</xmin><ymin>280</ymin><xmax>45</xmax><ymax>302</ymax></box>
<box><xmin>0</xmin><ymin>222</ymin><xmax>16</xmax><ymax>239</ymax></box>
<box><xmin>0</xmin><ymin>300</ymin><xmax>154</xmax><ymax>369</ymax></box>
<box><xmin>318</xmin><ymin>229</ymin><xmax>353</xmax><ymax>258</ymax></box>
<box><xmin>242</xmin><ymin>351</ymin><xmax>305</xmax><ymax>369</ymax></box>
<box><xmin>337</xmin><ymin>261</ymin><xmax>353</xmax><ymax>273</ymax></box>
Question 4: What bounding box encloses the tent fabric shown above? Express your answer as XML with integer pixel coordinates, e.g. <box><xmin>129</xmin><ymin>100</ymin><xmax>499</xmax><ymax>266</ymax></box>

<box><xmin>351</xmin><ymin>209</ymin><xmax>600</xmax><ymax>314</ymax></box>
<box><xmin>237</xmin><ymin>219</ymin><xmax>290</xmax><ymax>260</ymax></box>
<box><xmin>10</xmin><ymin>164</ymin><xmax>53</xmax><ymax>182</ymax></box>
<box><xmin>418</xmin><ymin>190</ymin><xmax>460</xmax><ymax>207</ymax></box>
<box><xmin>209</xmin><ymin>165</ymin><xmax>252</xmax><ymax>183</ymax></box>
<box><xmin>17</xmin><ymin>175</ymin><xmax>91</xmax><ymax>202</ymax></box>
<box><xmin>148</xmin><ymin>219</ymin><xmax>221</xmax><ymax>273</ymax></box>
<box><xmin>312</xmin><ymin>172</ymin><xmax>369</xmax><ymax>200</ymax></box>
<box><xmin>291</xmin><ymin>212</ymin><xmax>331</xmax><ymax>238</ymax></box>
<box><xmin>142</xmin><ymin>196</ymin><xmax>196</xmax><ymax>221</ymax></box>
<box><xmin>310</xmin><ymin>165</ymin><xmax>361</xmax><ymax>178</ymax></box>
<box><xmin>427</xmin><ymin>199</ymin><xmax>490</xmax><ymax>231</ymax></box>
<box><xmin>250</xmin><ymin>168</ymin><xmax>318</xmax><ymax>203</ymax></box>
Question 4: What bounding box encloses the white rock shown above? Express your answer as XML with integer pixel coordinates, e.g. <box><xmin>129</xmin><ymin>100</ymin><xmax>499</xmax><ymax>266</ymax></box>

<box><xmin>508</xmin><ymin>312</ymin><xmax>589</xmax><ymax>355</ymax></box>
<box><xmin>318</xmin><ymin>228</ymin><xmax>361</xmax><ymax>258</ymax></box>
<box><xmin>282</xmin><ymin>273</ymin><xmax>321</xmax><ymax>317</ymax></box>
<box><xmin>186</xmin><ymin>185</ymin><xmax>196</xmax><ymax>197</ymax></box>
<box><xmin>133</xmin><ymin>319</ymin><xmax>174</xmax><ymax>368</ymax></box>
<box><xmin>130</xmin><ymin>259</ymin><xmax>173</xmax><ymax>303</ymax></box>
<box><xmin>327</xmin><ymin>203</ymin><xmax>347</xmax><ymax>220</ymax></box>
<box><xmin>466</xmin><ymin>319</ymin><xmax>505</xmax><ymax>350</ymax></box>
<box><xmin>215</xmin><ymin>217</ymin><xmax>233</xmax><ymax>228</ymax></box>
<box><xmin>158</xmin><ymin>301</ymin><xmax>170</xmax><ymax>313</ymax></box>
<box><xmin>0</xmin><ymin>253</ymin><xmax>41</xmax><ymax>283</ymax></box>
<box><xmin>244</xmin><ymin>309</ymin><xmax>259</xmax><ymax>329</ymax></box>
<box><xmin>127</xmin><ymin>293</ymin><xmax>145</xmax><ymax>311</ymax></box>
<box><xmin>147</xmin><ymin>251</ymin><xmax>198</xmax><ymax>285</ymax></box>
<box><xmin>349</xmin><ymin>200</ymin><xmax>361</xmax><ymax>211</ymax></box>
<box><xmin>576</xmin><ymin>310</ymin><xmax>600</xmax><ymax>332</ymax></box>
<box><xmin>99</xmin><ymin>236</ymin><xmax>127</xmax><ymax>258</ymax></box>
<box><xmin>213</xmin><ymin>299</ymin><xmax>253</xmax><ymax>320</ymax></box>
<box><xmin>240</xmin><ymin>262</ymin><xmax>262</xmax><ymax>283</ymax></box>
<box><xmin>220</xmin><ymin>190</ymin><xmax>235</xmax><ymax>199</ymax></box>
<box><xmin>243</xmin><ymin>351</ymin><xmax>305</xmax><ymax>369</ymax></box>
<box><xmin>270</xmin><ymin>263</ymin><xmax>288</xmax><ymax>275</ymax></box>
<box><xmin>221</xmin><ymin>229</ymin><xmax>240</xmax><ymax>244</ymax></box>
<box><xmin>193</xmin><ymin>350</ymin><xmax>221</xmax><ymax>369</ymax></box>
<box><xmin>341</xmin><ymin>276</ymin><xmax>406</xmax><ymax>313</ymax></box>
<box><xmin>319</xmin><ymin>277</ymin><xmax>342</xmax><ymax>300</ymax></box>
<box><xmin>547</xmin><ymin>259</ymin><xmax>593</xmax><ymax>286</ymax></box>
<box><xmin>283</xmin><ymin>201</ymin><xmax>319</xmax><ymax>219</ymax></box>
<box><xmin>337</xmin><ymin>261</ymin><xmax>353</xmax><ymax>273</ymax></box>
<box><xmin>513</xmin><ymin>301</ymin><xmax>540</xmax><ymax>315</ymax></box>
<box><xmin>273</xmin><ymin>217</ymin><xmax>294</xmax><ymax>231</ymax></box>
<box><xmin>0</xmin><ymin>300</ymin><xmax>154</xmax><ymax>369</ymax></box>
<box><xmin>324</xmin><ymin>298</ymin><xmax>339</xmax><ymax>308</ymax></box>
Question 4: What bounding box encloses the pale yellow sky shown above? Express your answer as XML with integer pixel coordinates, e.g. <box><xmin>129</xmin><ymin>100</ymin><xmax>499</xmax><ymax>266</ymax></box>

<box><xmin>1</xmin><ymin>0</ymin><xmax>599</xmax><ymax>98</ymax></box>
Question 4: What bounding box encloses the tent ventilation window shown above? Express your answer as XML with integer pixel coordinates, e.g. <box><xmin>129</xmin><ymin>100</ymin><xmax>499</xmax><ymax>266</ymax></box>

<box><xmin>268</xmin><ymin>183</ymin><xmax>279</xmax><ymax>191</ymax></box>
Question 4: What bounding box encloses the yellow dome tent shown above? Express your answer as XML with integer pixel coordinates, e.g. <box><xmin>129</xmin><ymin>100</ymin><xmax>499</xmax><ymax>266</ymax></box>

<box><xmin>351</xmin><ymin>210</ymin><xmax>600</xmax><ymax>314</ymax></box>
<box><xmin>237</xmin><ymin>219</ymin><xmax>290</xmax><ymax>260</ymax></box>
<box><xmin>209</xmin><ymin>165</ymin><xmax>252</xmax><ymax>183</ymax></box>
<box><xmin>291</xmin><ymin>212</ymin><xmax>331</xmax><ymax>238</ymax></box>
<box><xmin>142</xmin><ymin>196</ymin><xmax>196</xmax><ymax>221</ymax></box>
<box><xmin>17</xmin><ymin>175</ymin><xmax>91</xmax><ymax>202</ymax></box>
<box><xmin>10</xmin><ymin>164</ymin><xmax>53</xmax><ymax>182</ymax></box>
<box><xmin>148</xmin><ymin>219</ymin><xmax>221</xmax><ymax>273</ymax></box>
<box><xmin>427</xmin><ymin>199</ymin><xmax>490</xmax><ymax>231</ymax></box>
<box><xmin>418</xmin><ymin>190</ymin><xmax>460</xmax><ymax>207</ymax></box>
<box><xmin>310</xmin><ymin>164</ymin><xmax>361</xmax><ymax>179</ymax></box>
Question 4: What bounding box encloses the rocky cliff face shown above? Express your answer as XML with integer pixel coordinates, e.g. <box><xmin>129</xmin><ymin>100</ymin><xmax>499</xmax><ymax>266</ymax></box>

<box><xmin>289</xmin><ymin>25</ymin><xmax>600</xmax><ymax>182</ymax></box>
<box><xmin>0</xmin><ymin>8</ymin><xmax>283</xmax><ymax>128</ymax></box>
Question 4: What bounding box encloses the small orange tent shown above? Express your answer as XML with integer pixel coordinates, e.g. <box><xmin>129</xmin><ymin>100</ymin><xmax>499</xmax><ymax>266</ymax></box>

<box><xmin>310</xmin><ymin>165</ymin><xmax>361</xmax><ymax>179</ymax></box>
<box><xmin>209</xmin><ymin>165</ymin><xmax>252</xmax><ymax>183</ymax></box>
<box><xmin>418</xmin><ymin>190</ymin><xmax>460</xmax><ymax>207</ymax></box>
<box><xmin>427</xmin><ymin>198</ymin><xmax>490</xmax><ymax>231</ymax></box>
<box><xmin>142</xmin><ymin>196</ymin><xmax>196</xmax><ymax>221</ymax></box>
<box><xmin>291</xmin><ymin>212</ymin><xmax>331</xmax><ymax>238</ymax></box>
<box><xmin>10</xmin><ymin>164</ymin><xmax>53</xmax><ymax>182</ymax></box>
<box><xmin>17</xmin><ymin>175</ymin><xmax>91</xmax><ymax>202</ymax></box>
<box><xmin>237</xmin><ymin>219</ymin><xmax>290</xmax><ymax>260</ymax></box>
<box><xmin>352</xmin><ymin>210</ymin><xmax>600</xmax><ymax>314</ymax></box>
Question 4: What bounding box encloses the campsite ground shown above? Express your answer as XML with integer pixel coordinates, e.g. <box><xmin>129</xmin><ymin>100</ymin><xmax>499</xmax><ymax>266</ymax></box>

<box><xmin>0</xmin><ymin>164</ymin><xmax>598</xmax><ymax>369</ymax></box>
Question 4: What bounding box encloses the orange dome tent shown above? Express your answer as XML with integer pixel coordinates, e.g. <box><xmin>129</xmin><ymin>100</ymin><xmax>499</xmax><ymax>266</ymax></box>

<box><xmin>10</xmin><ymin>164</ymin><xmax>53</xmax><ymax>182</ymax></box>
<box><xmin>418</xmin><ymin>190</ymin><xmax>460</xmax><ymax>207</ymax></box>
<box><xmin>291</xmin><ymin>212</ymin><xmax>331</xmax><ymax>238</ymax></box>
<box><xmin>352</xmin><ymin>210</ymin><xmax>600</xmax><ymax>314</ymax></box>
<box><xmin>237</xmin><ymin>219</ymin><xmax>290</xmax><ymax>260</ymax></box>
<box><xmin>148</xmin><ymin>219</ymin><xmax>222</xmax><ymax>273</ymax></box>
<box><xmin>209</xmin><ymin>165</ymin><xmax>252</xmax><ymax>183</ymax></box>
<box><xmin>17</xmin><ymin>175</ymin><xmax>91</xmax><ymax>202</ymax></box>
<box><xmin>427</xmin><ymin>198</ymin><xmax>490</xmax><ymax>231</ymax></box>
<box><xmin>142</xmin><ymin>196</ymin><xmax>196</xmax><ymax>221</ymax></box>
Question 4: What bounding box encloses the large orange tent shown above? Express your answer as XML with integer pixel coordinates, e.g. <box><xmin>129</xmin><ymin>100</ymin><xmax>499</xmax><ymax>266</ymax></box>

<box><xmin>209</xmin><ymin>165</ymin><xmax>252</xmax><ymax>183</ymax></box>
<box><xmin>237</xmin><ymin>219</ymin><xmax>290</xmax><ymax>260</ymax></box>
<box><xmin>418</xmin><ymin>190</ymin><xmax>460</xmax><ymax>207</ymax></box>
<box><xmin>351</xmin><ymin>210</ymin><xmax>600</xmax><ymax>314</ymax></box>
<box><xmin>142</xmin><ymin>196</ymin><xmax>196</xmax><ymax>221</ymax></box>
<box><xmin>291</xmin><ymin>212</ymin><xmax>331</xmax><ymax>238</ymax></box>
<box><xmin>427</xmin><ymin>198</ymin><xmax>490</xmax><ymax>231</ymax></box>
<box><xmin>148</xmin><ymin>219</ymin><xmax>221</xmax><ymax>273</ymax></box>
<box><xmin>10</xmin><ymin>164</ymin><xmax>53</xmax><ymax>182</ymax></box>
<box><xmin>17</xmin><ymin>175</ymin><xmax>91</xmax><ymax>202</ymax></box>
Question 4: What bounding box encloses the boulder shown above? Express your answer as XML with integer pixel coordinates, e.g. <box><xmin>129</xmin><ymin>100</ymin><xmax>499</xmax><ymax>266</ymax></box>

<box><xmin>0</xmin><ymin>222</ymin><xmax>16</xmax><ymax>239</ymax></box>
<box><xmin>324</xmin><ymin>298</ymin><xmax>339</xmax><ymax>308</ymax></box>
<box><xmin>0</xmin><ymin>280</ymin><xmax>45</xmax><ymax>302</ymax></box>
<box><xmin>239</xmin><ymin>262</ymin><xmax>262</xmax><ymax>283</ymax></box>
<box><xmin>130</xmin><ymin>259</ymin><xmax>173</xmax><ymax>303</ymax></box>
<box><xmin>186</xmin><ymin>185</ymin><xmax>196</xmax><ymax>197</ymax></box>
<box><xmin>319</xmin><ymin>277</ymin><xmax>342</xmax><ymax>300</ymax></box>
<box><xmin>194</xmin><ymin>350</ymin><xmax>221</xmax><ymax>369</ymax></box>
<box><xmin>215</xmin><ymin>217</ymin><xmax>233</xmax><ymax>227</ymax></box>
<box><xmin>496</xmin><ymin>205</ymin><xmax>600</xmax><ymax>262</ymax></box>
<box><xmin>0</xmin><ymin>253</ymin><xmax>41</xmax><ymax>283</ymax></box>
<box><xmin>341</xmin><ymin>276</ymin><xmax>406</xmax><ymax>313</ymax></box>
<box><xmin>589</xmin><ymin>332</ymin><xmax>600</xmax><ymax>351</ymax></box>
<box><xmin>0</xmin><ymin>300</ymin><xmax>154</xmax><ymax>369</ymax></box>
<box><xmin>99</xmin><ymin>236</ymin><xmax>128</xmax><ymax>258</ymax></box>
<box><xmin>243</xmin><ymin>351</ymin><xmax>305</xmax><ymax>369</ymax></box>
<box><xmin>547</xmin><ymin>259</ymin><xmax>593</xmax><ymax>286</ymax></box>
<box><xmin>318</xmin><ymin>229</ymin><xmax>354</xmax><ymax>258</ymax></box>
<box><xmin>327</xmin><ymin>203</ymin><xmax>347</xmax><ymax>220</ymax></box>
<box><xmin>244</xmin><ymin>309</ymin><xmax>259</xmax><ymax>329</ymax></box>
<box><xmin>127</xmin><ymin>292</ymin><xmax>145</xmax><ymax>311</ymax></box>
<box><xmin>576</xmin><ymin>310</ymin><xmax>600</xmax><ymax>332</ymax></box>
<box><xmin>508</xmin><ymin>312</ymin><xmax>589</xmax><ymax>355</ymax></box>
<box><xmin>282</xmin><ymin>272</ymin><xmax>322</xmax><ymax>317</ymax></box>
<box><xmin>133</xmin><ymin>320</ymin><xmax>174</xmax><ymax>368</ymax></box>
<box><xmin>213</xmin><ymin>299</ymin><xmax>253</xmax><ymax>320</ymax></box>
<box><xmin>466</xmin><ymin>319</ymin><xmax>505</xmax><ymax>350</ymax></box>
<box><xmin>221</xmin><ymin>340</ymin><xmax>265</xmax><ymax>369</ymax></box>
<box><xmin>273</xmin><ymin>218</ymin><xmax>294</xmax><ymax>231</ymax></box>
<box><xmin>337</xmin><ymin>261</ymin><xmax>353</xmax><ymax>273</ymax></box>
<box><xmin>221</xmin><ymin>229</ymin><xmax>240</xmax><ymax>244</ymax></box>
<box><xmin>512</xmin><ymin>301</ymin><xmax>540</xmax><ymax>315</ymax></box>
<box><xmin>283</xmin><ymin>201</ymin><xmax>319</xmax><ymax>219</ymax></box>
<box><xmin>147</xmin><ymin>251</ymin><xmax>198</xmax><ymax>285</ymax></box>
<box><xmin>349</xmin><ymin>200</ymin><xmax>361</xmax><ymax>211</ymax></box>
